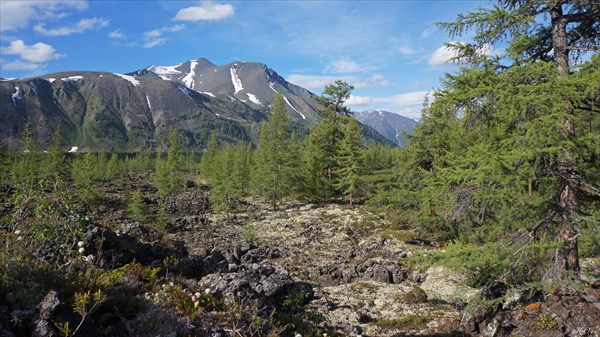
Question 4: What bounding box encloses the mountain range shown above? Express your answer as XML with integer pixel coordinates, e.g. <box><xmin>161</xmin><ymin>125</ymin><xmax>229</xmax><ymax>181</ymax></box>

<box><xmin>354</xmin><ymin>110</ymin><xmax>417</xmax><ymax>146</ymax></box>
<box><xmin>0</xmin><ymin>57</ymin><xmax>406</xmax><ymax>151</ymax></box>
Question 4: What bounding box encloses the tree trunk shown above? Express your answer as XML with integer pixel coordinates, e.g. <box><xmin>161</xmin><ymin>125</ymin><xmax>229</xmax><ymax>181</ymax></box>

<box><xmin>550</xmin><ymin>1</ymin><xmax>581</xmax><ymax>279</ymax></box>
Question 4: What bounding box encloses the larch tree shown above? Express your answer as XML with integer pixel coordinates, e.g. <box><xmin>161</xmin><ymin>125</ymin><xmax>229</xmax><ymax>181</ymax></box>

<box><xmin>430</xmin><ymin>0</ymin><xmax>600</xmax><ymax>282</ymax></box>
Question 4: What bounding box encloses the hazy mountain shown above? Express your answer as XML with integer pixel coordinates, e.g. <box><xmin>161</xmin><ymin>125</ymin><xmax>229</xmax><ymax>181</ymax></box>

<box><xmin>354</xmin><ymin>110</ymin><xmax>417</xmax><ymax>146</ymax></box>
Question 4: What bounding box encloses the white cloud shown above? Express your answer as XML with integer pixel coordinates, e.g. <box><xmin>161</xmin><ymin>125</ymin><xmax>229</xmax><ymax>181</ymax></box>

<box><xmin>346</xmin><ymin>95</ymin><xmax>372</xmax><ymax>106</ymax></box>
<box><xmin>369</xmin><ymin>74</ymin><xmax>391</xmax><ymax>87</ymax></box>
<box><xmin>33</xmin><ymin>17</ymin><xmax>109</xmax><ymax>36</ymax></box>
<box><xmin>286</xmin><ymin>74</ymin><xmax>359</xmax><ymax>90</ymax></box>
<box><xmin>1</xmin><ymin>40</ymin><xmax>62</xmax><ymax>63</ymax></box>
<box><xmin>429</xmin><ymin>42</ymin><xmax>504</xmax><ymax>66</ymax></box>
<box><xmin>325</xmin><ymin>58</ymin><xmax>364</xmax><ymax>73</ymax></box>
<box><xmin>398</xmin><ymin>46</ymin><xmax>417</xmax><ymax>55</ymax></box>
<box><xmin>141</xmin><ymin>24</ymin><xmax>186</xmax><ymax>48</ymax></box>
<box><xmin>429</xmin><ymin>44</ymin><xmax>459</xmax><ymax>66</ymax></box>
<box><xmin>174</xmin><ymin>1</ymin><xmax>234</xmax><ymax>21</ymax></box>
<box><xmin>1</xmin><ymin>60</ymin><xmax>41</xmax><ymax>71</ymax></box>
<box><xmin>374</xmin><ymin>90</ymin><xmax>430</xmax><ymax>107</ymax></box>
<box><xmin>1</xmin><ymin>1</ymin><xmax>88</xmax><ymax>32</ymax></box>
<box><xmin>163</xmin><ymin>24</ymin><xmax>185</xmax><ymax>32</ymax></box>
<box><xmin>108</xmin><ymin>29</ymin><xmax>126</xmax><ymax>39</ymax></box>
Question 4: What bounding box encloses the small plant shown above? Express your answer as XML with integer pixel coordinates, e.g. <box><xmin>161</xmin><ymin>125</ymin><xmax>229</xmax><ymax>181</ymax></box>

<box><xmin>127</xmin><ymin>189</ymin><xmax>147</xmax><ymax>222</ymax></box>
<box><xmin>71</xmin><ymin>290</ymin><xmax>107</xmax><ymax>335</ymax></box>
<box><xmin>241</xmin><ymin>224</ymin><xmax>258</xmax><ymax>242</ymax></box>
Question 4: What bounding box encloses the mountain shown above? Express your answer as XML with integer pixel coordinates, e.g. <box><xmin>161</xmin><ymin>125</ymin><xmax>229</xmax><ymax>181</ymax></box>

<box><xmin>0</xmin><ymin>57</ymin><xmax>393</xmax><ymax>151</ymax></box>
<box><xmin>128</xmin><ymin>58</ymin><xmax>320</xmax><ymax>124</ymax></box>
<box><xmin>354</xmin><ymin>110</ymin><xmax>417</xmax><ymax>146</ymax></box>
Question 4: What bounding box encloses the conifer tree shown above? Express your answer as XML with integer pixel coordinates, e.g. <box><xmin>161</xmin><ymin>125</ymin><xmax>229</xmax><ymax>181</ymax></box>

<box><xmin>200</xmin><ymin>134</ymin><xmax>219</xmax><ymax>181</ymax></box>
<box><xmin>72</xmin><ymin>153</ymin><xmax>98</xmax><ymax>201</ymax></box>
<box><xmin>435</xmin><ymin>0</ymin><xmax>600</xmax><ymax>282</ymax></box>
<box><xmin>252</xmin><ymin>95</ymin><xmax>295</xmax><ymax>206</ymax></box>
<box><xmin>335</xmin><ymin>118</ymin><xmax>364</xmax><ymax>205</ymax></box>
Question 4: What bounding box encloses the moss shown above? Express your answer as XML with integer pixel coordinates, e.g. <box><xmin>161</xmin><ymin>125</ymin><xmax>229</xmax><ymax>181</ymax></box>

<box><xmin>400</xmin><ymin>287</ymin><xmax>428</xmax><ymax>304</ymax></box>
<box><xmin>375</xmin><ymin>314</ymin><xmax>431</xmax><ymax>329</ymax></box>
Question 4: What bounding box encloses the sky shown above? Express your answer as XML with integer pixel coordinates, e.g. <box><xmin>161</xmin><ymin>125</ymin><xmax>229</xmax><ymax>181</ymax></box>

<box><xmin>0</xmin><ymin>0</ymin><xmax>494</xmax><ymax>120</ymax></box>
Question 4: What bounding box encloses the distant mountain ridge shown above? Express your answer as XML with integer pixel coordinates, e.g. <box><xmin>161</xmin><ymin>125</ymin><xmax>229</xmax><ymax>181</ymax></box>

<box><xmin>354</xmin><ymin>110</ymin><xmax>417</xmax><ymax>146</ymax></box>
<box><xmin>128</xmin><ymin>58</ymin><xmax>320</xmax><ymax>124</ymax></box>
<box><xmin>0</xmin><ymin>57</ymin><xmax>394</xmax><ymax>150</ymax></box>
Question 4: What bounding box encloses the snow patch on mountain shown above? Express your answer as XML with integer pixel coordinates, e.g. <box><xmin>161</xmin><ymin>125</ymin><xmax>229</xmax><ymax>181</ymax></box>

<box><xmin>11</xmin><ymin>87</ymin><xmax>21</xmax><ymax>106</ymax></box>
<box><xmin>46</xmin><ymin>78</ymin><xmax>56</xmax><ymax>83</ymax></box>
<box><xmin>62</xmin><ymin>76</ymin><xmax>83</xmax><ymax>82</ymax></box>
<box><xmin>178</xmin><ymin>86</ymin><xmax>193</xmax><ymax>99</ymax></box>
<box><xmin>282</xmin><ymin>95</ymin><xmax>305</xmax><ymax>119</ymax></box>
<box><xmin>200</xmin><ymin>91</ymin><xmax>215</xmax><ymax>97</ymax></box>
<box><xmin>268</xmin><ymin>81</ymin><xmax>277</xmax><ymax>93</ymax></box>
<box><xmin>247</xmin><ymin>93</ymin><xmax>262</xmax><ymax>105</ymax></box>
<box><xmin>146</xmin><ymin>95</ymin><xmax>151</xmax><ymax>109</ymax></box>
<box><xmin>182</xmin><ymin>60</ymin><xmax>197</xmax><ymax>88</ymax></box>
<box><xmin>114</xmin><ymin>73</ymin><xmax>139</xmax><ymax>86</ymax></box>
<box><xmin>230</xmin><ymin>66</ymin><xmax>243</xmax><ymax>93</ymax></box>
<box><xmin>147</xmin><ymin>65</ymin><xmax>181</xmax><ymax>80</ymax></box>
<box><xmin>29</xmin><ymin>82</ymin><xmax>38</xmax><ymax>95</ymax></box>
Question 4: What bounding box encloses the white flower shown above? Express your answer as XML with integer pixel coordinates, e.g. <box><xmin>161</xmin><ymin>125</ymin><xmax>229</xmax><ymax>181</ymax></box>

<box><xmin>78</xmin><ymin>247</ymin><xmax>85</xmax><ymax>254</ymax></box>
<box><xmin>14</xmin><ymin>230</ymin><xmax>22</xmax><ymax>235</ymax></box>
<box><xmin>295</xmin><ymin>334</ymin><xmax>302</xmax><ymax>337</ymax></box>
<box><xmin>195</xmin><ymin>292</ymin><xmax>201</xmax><ymax>297</ymax></box>
<box><xmin>17</xmin><ymin>236</ymin><xmax>24</xmax><ymax>241</ymax></box>
<box><xmin>77</xmin><ymin>241</ymin><xmax>85</xmax><ymax>248</ymax></box>
<box><xmin>204</xmin><ymin>288</ymin><xmax>211</xmax><ymax>294</ymax></box>
<box><xmin>169</xmin><ymin>282</ymin><xmax>174</xmax><ymax>287</ymax></box>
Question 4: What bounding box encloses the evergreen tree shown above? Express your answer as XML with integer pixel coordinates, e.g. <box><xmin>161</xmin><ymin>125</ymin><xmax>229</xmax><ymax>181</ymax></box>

<box><xmin>154</xmin><ymin>129</ymin><xmax>184</xmax><ymax>197</ymax></box>
<box><xmin>302</xmin><ymin>81</ymin><xmax>355</xmax><ymax>202</ymax></box>
<box><xmin>252</xmin><ymin>95</ymin><xmax>295</xmax><ymax>206</ymax></box>
<box><xmin>41</xmin><ymin>125</ymin><xmax>69</xmax><ymax>189</ymax></box>
<box><xmin>72</xmin><ymin>153</ymin><xmax>98</xmax><ymax>201</ymax></box>
<box><xmin>335</xmin><ymin>118</ymin><xmax>364</xmax><ymax>205</ymax></box>
<box><xmin>435</xmin><ymin>0</ymin><xmax>600</xmax><ymax>282</ymax></box>
<box><xmin>106</xmin><ymin>153</ymin><xmax>120</xmax><ymax>179</ymax></box>
<box><xmin>200</xmin><ymin>134</ymin><xmax>219</xmax><ymax>181</ymax></box>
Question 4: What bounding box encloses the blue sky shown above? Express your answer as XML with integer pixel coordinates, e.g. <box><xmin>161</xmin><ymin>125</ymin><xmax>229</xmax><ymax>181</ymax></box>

<box><xmin>0</xmin><ymin>0</ymin><xmax>493</xmax><ymax>119</ymax></box>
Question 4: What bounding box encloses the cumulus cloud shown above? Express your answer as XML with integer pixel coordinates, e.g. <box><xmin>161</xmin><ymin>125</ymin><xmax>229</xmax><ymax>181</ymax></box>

<box><xmin>33</xmin><ymin>17</ymin><xmax>109</xmax><ymax>36</ymax></box>
<box><xmin>428</xmin><ymin>44</ymin><xmax>459</xmax><ymax>66</ymax></box>
<box><xmin>142</xmin><ymin>25</ymin><xmax>185</xmax><ymax>48</ymax></box>
<box><xmin>287</xmin><ymin>73</ymin><xmax>392</xmax><ymax>90</ymax></box>
<box><xmin>325</xmin><ymin>58</ymin><xmax>365</xmax><ymax>73</ymax></box>
<box><xmin>174</xmin><ymin>1</ymin><xmax>234</xmax><ymax>21</ymax></box>
<box><xmin>108</xmin><ymin>29</ymin><xmax>126</xmax><ymax>39</ymax></box>
<box><xmin>1</xmin><ymin>40</ymin><xmax>62</xmax><ymax>63</ymax></box>
<box><xmin>374</xmin><ymin>90</ymin><xmax>430</xmax><ymax>107</ymax></box>
<box><xmin>1</xmin><ymin>1</ymin><xmax>87</xmax><ymax>32</ymax></box>
<box><xmin>346</xmin><ymin>95</ymin><xmax>372</xmax><ymax>106</ymax></box>
<box><xmin>1</xmin><ymin>60</ymin><xmax>42</xmax><ymax>71</ymax></box>
<box><xmin>286</xmin><ymin>75</ymin><xmax>360</xmax><ymax>90</ymax></box>
<box><xmin>429</xmin><ymin>42</ymin><xmax>504</xmax><ymax>66</ymax></box>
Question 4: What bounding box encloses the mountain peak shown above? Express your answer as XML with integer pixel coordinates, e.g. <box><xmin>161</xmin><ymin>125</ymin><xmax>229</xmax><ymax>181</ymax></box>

<box><xmin>354</xmin><ymin>110</ymin><xmax>418</xmax><ymax>146</ymax></box>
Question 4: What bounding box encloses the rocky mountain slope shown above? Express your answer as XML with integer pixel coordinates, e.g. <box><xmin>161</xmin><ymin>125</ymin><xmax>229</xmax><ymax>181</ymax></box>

<box><xmin>355</xmin><ymin>110</ymin><xmax>417</xmax><ymax>146</ymax></box>
<box><xmin>129</xmin><ymin>58</ymin><xmax>320</xmax><ymax>124</ymax></box>
<box><xmin>0</xmin><ymin>58</ymin><xmax>395</xmax><ymax>150</ymax></box>
<box><xmin>4</xmin><ymin>172</ymin><xmax>598</xmax><ymax>336</ymax></box>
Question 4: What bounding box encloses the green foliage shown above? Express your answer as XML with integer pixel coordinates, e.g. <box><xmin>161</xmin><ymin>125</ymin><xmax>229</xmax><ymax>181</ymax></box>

<box><xmin>209</xmin><ymin>142</ymin><xmax>253</xmax><ymax>213</ymax></box>
<box><xmin>199</xmin><ymin>133</ymin><xmax>218</xmax><ymax>180</ymax></box>
<box><xmin>127</xmin><ymin>190</ymin><xmax>147</xmax><ymax>222</ymax></box>
<box><xmin>72</xmin><ymin>153</ymin><xmax>99</xmax><ymax>202</ymax></box>
<box><xmin>154</xmin><ymin>129</ymin><xmax>185</xmax><ymax>197</ymax></box>
<box><xmin>335</xmin><ymin>118</ymin><xmax>364</xmax><ymax>205</ymax></box>
<box><xmin>251</xmin><ymin>95</ymin><xmax>299</xmax><ymax>206</ymax></box>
